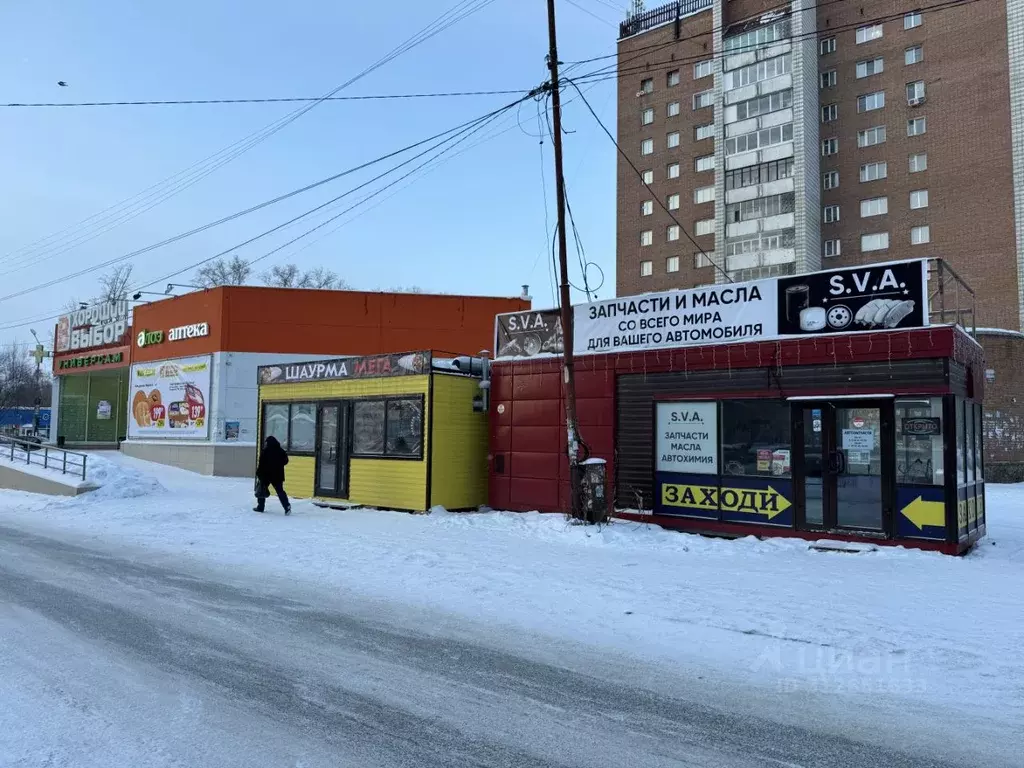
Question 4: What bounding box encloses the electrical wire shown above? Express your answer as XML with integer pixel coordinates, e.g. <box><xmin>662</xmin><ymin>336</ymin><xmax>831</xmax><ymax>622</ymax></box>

<box><xmin>565</xmin><ymin>78</ymin><xmax>731</xmax><ymax>282</ymax></box>
<box><xmin>0</xmin><ymin>92</ymin><xmax>536</xmax><ymax>309</ymax></box>
<box><xmin>564</xmin><ymin>0</ymin><xmax>619</xmax><ymax>28</ymax></box>
<box><xmin>1</xmin><ymin>88</ymin><xmax>534</xmax><ymax>109</ymax></box>
<box><xmin>0</xmin><ymin>0</ymin><xmax>499</xmax><ymax>272</ymax></box>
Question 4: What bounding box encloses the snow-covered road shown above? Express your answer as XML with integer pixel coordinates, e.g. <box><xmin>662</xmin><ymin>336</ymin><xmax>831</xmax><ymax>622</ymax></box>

<box><xmin>1</xmin><ymin>453</ymin><xmax>1022</xmax><ymax>766</ymax></box>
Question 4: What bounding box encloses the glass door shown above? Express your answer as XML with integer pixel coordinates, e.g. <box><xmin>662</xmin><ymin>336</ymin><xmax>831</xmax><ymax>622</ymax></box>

<box><xmin>795</xmin><ymin>401</ymin><xmax>893</xmax><ymax>533</ymax></box>
<box><xmin>315</xmin><ymin>403</ymin><xmax>348</xmax><ymax>497</ymax></box>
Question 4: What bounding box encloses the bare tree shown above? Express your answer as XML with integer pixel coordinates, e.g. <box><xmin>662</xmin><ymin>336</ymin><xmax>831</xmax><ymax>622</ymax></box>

<box><xmin>194</xmin><ymin>256</ymin><xmax>252</xmax><ymax>288</ymax></box>
<box><xmin>261</xmin><ymin>263</ymin><xmax>349</xmax><ymax>290</ymax></box>
<box><xmin>98</xmin><ymin>264</ymin><xmax>133</xmax><ymax>303</ymax></box>
<box><xmin>388</xmin><ymin>285</ymin><xmax>425</xmax><ymax>294</ymax></box>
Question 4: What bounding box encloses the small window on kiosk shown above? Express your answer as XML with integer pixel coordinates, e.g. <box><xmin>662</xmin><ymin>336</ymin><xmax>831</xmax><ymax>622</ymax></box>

<box><xmin>965</xmin><ymin>401</ymin><xmax>976</xmax><ymax>483</ymax></box>
<box><xmin>975</xmin><ymin>404</ymin><xmax>984</xmax><ymax>482</ymax></box>
<box><xmin>721</xmin><ymin>400</ymin><xmax>791</xmax><ymax>477</ymax></box>
<box><xmin>352</xmin><ymin>397</ymin><xmax>424</xmax><ymax>459</ymax></box>
<box><xmin>955</xmin><ymin>399</ymin><xmax>966</xmax><ymax>486</ymax></box>
<box><xmin>261</xmin><ymin>402</ymin><xmax>316</xmax><ymax>454</ymax></box>
<box><xmin>895</xmin><ymin>397</ymin><xmax>943</xmax><ymax>485</ymax></box>
<box><xmin>264</xmin><ymin>403</ymin><xmax>289</xmax><ymax>447</ymax></box>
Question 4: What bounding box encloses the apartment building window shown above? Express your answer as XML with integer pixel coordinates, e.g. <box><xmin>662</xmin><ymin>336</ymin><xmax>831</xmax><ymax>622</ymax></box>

<box><xmin>724</xmin><ymin>55</ymin><xmax>791</xmax><ymax>90</ymax></box>
<box><xmin>640</xmin><ymin>78</ymin><xmax>654</xmax><ymax>94</ymax></box>
<box><xmin>858</xmin><ymin>125</ymin><xmax>887</xmax><ymax>147</ymax></box>
<box><xmin>905</xmin><ymin>11</ymin><xmax>922</xmax><ymax>29</ymax></box>
<box><xmin>694</xmin><ymin>60</ymin><xmax>713</xmax><ymax>79</ymax></box>
<box><xmin>694</xmin><ymin>252</ymin><xmax>714</xmax><ymax>269</ymax></box>
<box><xmin>726</xmin><ymin>232</ymin><xmax>795</xmax><ymax>258</ymax></box>
<box><xmin>642</xmin><ymin>200</ymin><xmax>654</xmax><ymax>216</ymax></box>
<box><xmin>820</xmin><ymin>37</ymin><xmax>836</xmax><ymax>55</ymax></box>
<box><xmin>668</xmin><ymin>101</ymin><xmax>680</xmax><ymax>117</ymax></box>
<box><xmin>693</xmin><ymin>90</ymin><xmax>713</xmax><ymax>109</ymax></box>
<box><xmin>823</xmin><ymin>170</ymin><xmax>839</xmax><ymax>190</ymax></box>
<box><xmin>641</xmin><ymin>230</ymin><xmax>653</xmax><ymax>246</ymax></box>
<box><xmin>861</xmin><ymin>232</ymin><xmax>890</xmax><ymax>252</ymax></box>
<box><xmin>667</xmin><ymin>193</ymin><xmax>680</xmax><ymax>210</ymax></box>
<box><xmin>725</xmin><ymin>158</ymin><xmax>794</xmax><ymax>190</ymax></box>
<box><xmin>642</xmin><ymin>169</ymin><xmax>654</xmax><ymax>184</ymax></box>
<box><xmin>906</xmin><ymin>45</ymin><xmax>923</xmax><ymax>65</ymax></box>
<box><xmin>666</xmin><ymin>255</ymin><xmax>680</xmax><ymax>273</ymax></box>
<box><xmin>820</xmin><ymin>70</ymin><xmax>837</xmax><ymax>88</ymax></box>
<box><xmin>667</xmin><ymin>163</ymin><xmax>680</xmax><ymax>179</ymax></box>
<box><xmin>695</xmin><ymin>219</ymin><xmax>715</xmax><ymax>237</ymax></box>
<box><xmin>911</xmin><ymin>225</ymin><xmax>931</xmax><ymax>245</ymax></box>
<box><xmin>823</xmin><ymin>205</ymin><xmax>840</xmax><ymax>223</ymax></box>
<box><xmin>641</xmin><ymin>138</ymin><xmax>654</xmax><ymax>155</ymax></box>
<box><xmin>641</xmin><ymin>108</ymin><xmax>654</xmax><ymax>125</ymax></box>
<box><xmin>667</xmin><ymin>70</ymin><xmax>681</xmax><ymax>87</ymax></box>
<box><xmin>910</xmin><ymin>189</ymin><xmax>930</xmax><ymax>209</ymax></box>
<box><xmin>822</xmin><ymin>138</ymin><xmax>839</xmax><ymax>156</ymax></box>
<box><xmin>694</xmin><ymin>124</ymin><xmax>714</xmax><ymax>142</ymax></box>
<box><xmin>860</xmin><ymin>161</ymin><xmax>888</xmax><ymax>182</ymax></box>
<box><xmin>695</xmin><ymin>155</ymin><xmax>714</xmax><ymax>172</ymax></box>
<box><xmin>856</xmin><ymin>24</ymin><xmax>884</xmax><ymax>44</ymax></box>
<box><xmin>908</xmin><ymin>117</ymin><xmax>927</xmax><ymax>136</ymax></box>
<box><xmin>857</xmin><ymin>91</ymin><xmax>885</xmax><ymax>112</ymax></box>
<box><xmin>640</xmin><ymin>260</ymin><xmax>653</xmax><ymax>277</ymax></box>
<box><xmin>723</xmin><ymin>19</ymin><xmax>790</xmax><ymax>53</ymax></box>
<box><xmin>668</xmin><ymin>225</ymin><xmax>681</xmax><ymax>241</ymax></box>
<box><xmin>824</xmin><ymin>239</ymin><xmax>841</xmax><ymax>257</ymax></box>
<box><xmin>728</xmin><ymin>193</ymin><xmax>795</xmax><ymax>223</ymax></box>
<box><xmin>910</xmin><ymin>152</ymin><xmax>928</xmax><ymax>172</ymax></box>
<box><xmin>821</xmin><ymin>103</ymin><xmax>838</xmax><ymax>122</ymax></box>
<box><xmin>734</xmin><ymin>90</ymin><xmax>792</xmax><ymax>120</ymax></box>
<box><xmin>856</xmin><ymin>58</ymin><xmax>884</xmax><ymax>78</ymax></box>
<box><xmin>725</xmin><ymin>123</ymin><xmax>793</xmax><ymax>155</ymax></box>
<box><xmin>667</xmin><ymin>131</ymin><xmax>681</xmax><ymax>149</ymax></box>
<box><xmin>694</xmin><ymin>186</ymin><xmax>715</xmax><ymax>204</ymax></box>
<box><xmin>860</xmin><ymin>197</ymin><xmax>889</xmax><ymax>217</ymax></box>
<box><xmin>907</xmin><ymin>81</ymin><xmax>926</xmax><ymax>103</ymax></box>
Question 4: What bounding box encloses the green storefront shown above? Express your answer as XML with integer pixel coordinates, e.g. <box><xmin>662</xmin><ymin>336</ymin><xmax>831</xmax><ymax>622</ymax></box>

<box><xmin>51</xmin><ymin>302</ymin><xmax>132</xmax><ymax>446</ymax></box>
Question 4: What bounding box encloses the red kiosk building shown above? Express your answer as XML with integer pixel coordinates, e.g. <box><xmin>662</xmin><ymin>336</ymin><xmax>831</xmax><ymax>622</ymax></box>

<box><xmin>489</xmin><ymin>259</ymin><xmax>985</xmax><ymax>555</ymax></box>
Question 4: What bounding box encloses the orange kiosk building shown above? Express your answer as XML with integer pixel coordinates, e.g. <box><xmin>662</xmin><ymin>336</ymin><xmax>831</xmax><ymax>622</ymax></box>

<box><xmin>119</xmin><ymin>286</ymin><xmax>527</xmax><ymax>475</ymax></box>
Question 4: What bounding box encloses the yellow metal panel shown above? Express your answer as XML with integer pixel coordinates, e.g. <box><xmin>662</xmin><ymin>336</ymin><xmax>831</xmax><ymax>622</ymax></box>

<box><xmin>429</xmin><ymin>374</ymin><xmax>488</xmax><ymax>510</ymax></box>
<box><xmin>258</xmin><ymin>375</ymin><xmax>430</xmax><ymax>508</ymax></box>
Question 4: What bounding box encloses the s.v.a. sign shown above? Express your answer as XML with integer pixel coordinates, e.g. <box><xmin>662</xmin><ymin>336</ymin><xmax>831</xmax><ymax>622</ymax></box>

<box><xmin>549</xmin><ymin>259</ymin><xmax>928</xmax><ymax>358</ymax></box>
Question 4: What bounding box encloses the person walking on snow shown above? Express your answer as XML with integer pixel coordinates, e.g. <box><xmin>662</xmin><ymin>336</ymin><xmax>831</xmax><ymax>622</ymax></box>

<box><xmin>255</xmin><ymin>435</ymin><xmax>291</xmax><ymax>514</ymax></box>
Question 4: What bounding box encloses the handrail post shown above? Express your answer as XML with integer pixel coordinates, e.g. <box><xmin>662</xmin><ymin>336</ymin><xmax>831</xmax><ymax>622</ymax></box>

<box><xmin>44</xmin><ymin>447</ymin><xmax>48</xmax><ymax>470</ymax></box>
<box><xmin>82</xmin><ymin>454</ymin><xmax>87</xmax><ymax>482</ymax></box>
<box><xmin>63</xmin><ymin>451</ymin><xmax>67</xmax><ymax>474</ymax></box>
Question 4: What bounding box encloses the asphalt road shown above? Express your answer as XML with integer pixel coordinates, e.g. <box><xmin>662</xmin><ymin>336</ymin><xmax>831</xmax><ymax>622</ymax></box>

<box><xmin>0</xmin><ymin>524</ymin><xmax>977</xmax><ymax>767</ymax></box>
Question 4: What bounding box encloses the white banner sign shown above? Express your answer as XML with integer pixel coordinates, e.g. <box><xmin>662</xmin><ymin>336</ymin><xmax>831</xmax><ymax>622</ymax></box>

<box><xmin>656</xmin><ymin>402</ymin><xmax>719</xmax><ymax>475</ymax></box>
<box><xmin>576</xmin><ymin>281</ymin><xmax>776</xmax><ymax>354</ymax></box>
<box><xmin>128</xmin><ymin>355</ymin><xmax>211</xmax><ymax>439</ymax></box>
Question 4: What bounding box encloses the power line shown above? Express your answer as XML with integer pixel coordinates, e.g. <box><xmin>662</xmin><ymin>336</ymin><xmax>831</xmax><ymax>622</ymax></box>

<box><xmin>564</xmin><ymin>0</ymin><xmax>619</xmax><ymax>28</ymax></box>
<box><xmin>565</xmin><ymin>79</ymin><xmax>731</xmax><ymax>282</ymax></box>
<box><xmin>0</xmin><ymin>92</ymin><xmax>536</xmax><ymax>308</ymax></box>
<box><xmin>0</xmin><ymin>0</ymin><xmax>498</xmax><ymax>272</ymax></box>
<box><xmin>1</xmin><ymin>88</ymin><xmax>532</xmax><ymax>109</ymax></box>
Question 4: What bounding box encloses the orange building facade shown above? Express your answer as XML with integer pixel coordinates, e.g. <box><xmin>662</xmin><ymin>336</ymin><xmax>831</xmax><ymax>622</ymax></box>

<box><xmin>119</xmin><ymin>286</ymin><xmax>528</xmax><ymax>475</ymax></box>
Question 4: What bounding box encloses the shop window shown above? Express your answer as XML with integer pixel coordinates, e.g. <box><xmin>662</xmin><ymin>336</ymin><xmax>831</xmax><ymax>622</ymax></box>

<box><xmin>895</xmin><ymin>398</ymin><xmax>943</xmax><ymax>485</ymax></box>
<box><xmin>721</xmin><ymin>400</ymin><xmax>791</xmax><ymax>477</ymax></box>
<box><xmin>975</xmin><ymin>404</ymin><xmax>984</xmax><ymax>482</ymax></box>
<box><xmin>262</xmin><ymin>402</ymin><xmax>315</xmax><ymax>453</ymax></box>
<box><xmin>956</xmin><ymin>399</ymin><xmax>966</xmax><ymax>486</ymax></box>
<box><xmin>966</xmin><ymin>400</ymin><xmax>976</xmax><ymax>483</ymax></box>
<box><xmin>352</xmin><ymin>397</ymin><xmax>424</xmax><ymax>459</ymax></box>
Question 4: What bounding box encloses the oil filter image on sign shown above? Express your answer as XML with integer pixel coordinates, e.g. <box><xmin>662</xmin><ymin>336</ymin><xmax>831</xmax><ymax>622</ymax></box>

<box><xmin>776</xmin><ymin>260</ymin><xmax>928</xmax><ymax>335</ymax></box>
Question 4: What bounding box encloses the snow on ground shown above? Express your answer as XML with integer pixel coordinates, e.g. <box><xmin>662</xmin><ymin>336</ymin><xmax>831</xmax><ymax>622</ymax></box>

<box><xmin>0</xmin><ymin>447</ymin><xmax>95</xmax><ymax>489</ymax></box>
<box><xmin>2</xmin><ymin>451</ymin><xmax>1023</xmax><ymax>735</ymax></box>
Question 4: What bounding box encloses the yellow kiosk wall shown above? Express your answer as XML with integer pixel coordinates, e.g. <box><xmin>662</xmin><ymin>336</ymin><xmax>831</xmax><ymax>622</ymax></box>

<box><xmin>429</xmin><ymin>373</ymin><xmax>488</xmax><ymax>510</ymax></box>
<box><xmin>259</xmin><ymin>375</ymin><xmax>429</xmax><ymax>509</ymax></box>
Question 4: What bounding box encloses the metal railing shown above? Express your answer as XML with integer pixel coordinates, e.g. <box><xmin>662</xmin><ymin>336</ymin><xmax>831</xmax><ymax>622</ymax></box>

<box><xmin>927</xmin><ymin>258</ymin><xmax>976</xmax><ymax>334</ymax></box>
<box><xmin>0</xmin><ymin>435</ymin><xmax>88</xmax><ymax>481</ymax></box>
<box><xmin>619</xmin><ymin>0</ymin><xmax>712</xmax><ymax>39</ymax></box>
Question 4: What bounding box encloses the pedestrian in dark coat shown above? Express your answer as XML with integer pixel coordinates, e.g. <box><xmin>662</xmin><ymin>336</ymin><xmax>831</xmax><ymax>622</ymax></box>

<box><xmin>255</xmin><ymin>435</ymin><xmax>291</xmax><ymax>514</ymax></box>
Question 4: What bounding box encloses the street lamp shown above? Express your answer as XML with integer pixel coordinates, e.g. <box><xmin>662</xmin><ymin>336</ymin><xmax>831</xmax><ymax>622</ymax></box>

<box><xmin>132</xmin><ymin>291</ymin><xmax>166</xmax><ymax>302</ymax></box>
<box><xmin>164</xmin><ymin>283</ymin><xmax>200</xmax><ymax>295</ymax></box>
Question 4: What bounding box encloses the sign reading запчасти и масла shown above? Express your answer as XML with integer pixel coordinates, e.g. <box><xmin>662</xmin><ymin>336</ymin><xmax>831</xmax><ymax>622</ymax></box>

<box><xmin>495</xmin><ymin>260</ymin><xmax>930</xmax><ymax>358</ymax></box>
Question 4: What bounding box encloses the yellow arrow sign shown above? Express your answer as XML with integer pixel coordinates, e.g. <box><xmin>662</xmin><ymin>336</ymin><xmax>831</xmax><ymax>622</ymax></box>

<box><xmin>661</xmin><ymin>483</ymin><xmax>792</xmax><ymax>520</ymax></box>
<box><xmin>902</xmin><ymin>496</ymin><xmax>945</xmax><ymax>530</ymax></box>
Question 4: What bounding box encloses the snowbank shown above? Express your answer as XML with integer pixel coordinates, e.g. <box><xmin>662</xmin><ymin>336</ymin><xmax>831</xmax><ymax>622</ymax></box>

<box><xmin>1</xmin><ymin>452</ymin><xmax>1022</xmax><ymax>740</ymax></box>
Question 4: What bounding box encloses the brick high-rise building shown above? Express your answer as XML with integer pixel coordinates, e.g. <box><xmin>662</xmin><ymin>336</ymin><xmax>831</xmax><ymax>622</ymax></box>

<box><xmin>614</xmin><ymin>0</ymin><xmax>1024</xmax><ymax>477</ymax></box>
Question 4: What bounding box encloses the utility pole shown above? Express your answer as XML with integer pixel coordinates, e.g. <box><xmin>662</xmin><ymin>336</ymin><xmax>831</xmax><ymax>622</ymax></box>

<box><xmin>546</xmin><ymin>0</ymin><xmax>584</xmax><ymax>521</ymax></box>
<box><xmin>28</xmin><ymin>329</ymin><xmax>50</xmax><ymax>436</ymax></box>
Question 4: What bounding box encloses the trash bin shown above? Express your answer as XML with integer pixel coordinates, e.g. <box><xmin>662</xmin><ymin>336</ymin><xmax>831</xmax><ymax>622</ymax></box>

<box><xmin>578</xmin><ymin>458</ymin><xmax>609</xmax><ymax>524</ymax></box>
